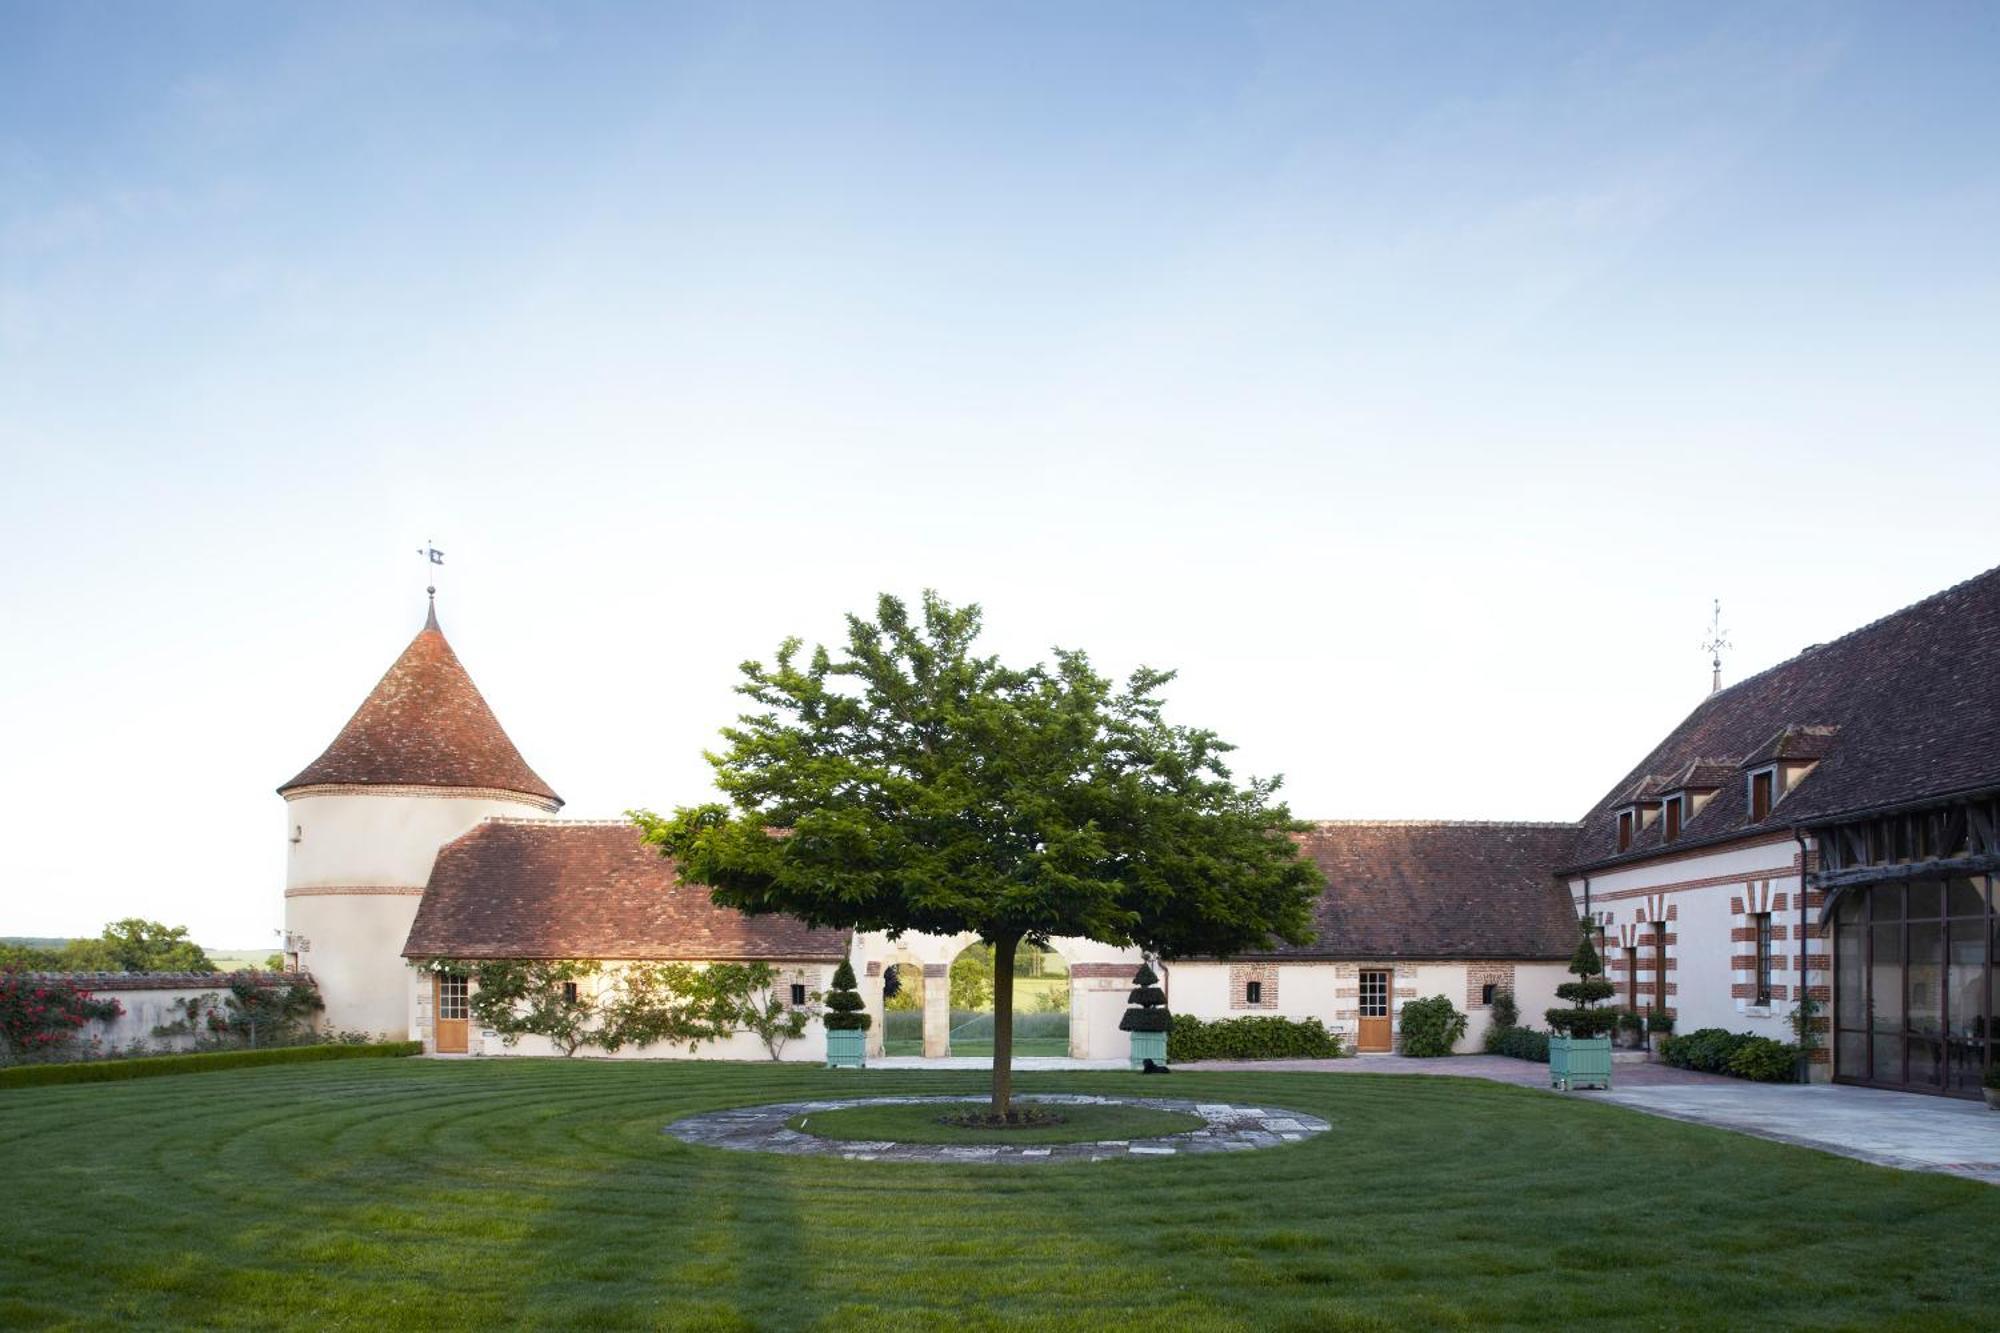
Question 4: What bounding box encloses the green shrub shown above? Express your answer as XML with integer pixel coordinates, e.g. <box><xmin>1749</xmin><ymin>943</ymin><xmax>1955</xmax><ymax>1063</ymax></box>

<box><xmin>1490</xmin><ymin>1026</ymin><xmax>1549</xmax><ymax>1062</ymax></box>
<box><xmin>1545</xmin><ymin>923</ymin><xmax>1618</xmax><ymax>1037</ymax></box>
<box><xmin>0</xmin><ymin>1042</ymin><xmax>420</xmax><ymax>1089</ymax></box>
<box><xmin>1726</xmin><ymin>1037</ymin><xmax>1800</xmax><ymax>1083</ymax></box>
<box><xmin>1661</xmin><ymin>1027</ymin><xmax>1750</xmax><ymax>1074</ymax></box>
<box><xmin>1117</xmin><ymin>961</ymin><xmax>1171</xmax><ymax>1036</ymax></box>
<box><xmin>1167</xmin><ymin>1014</ymin><xmax>1342</xmax><ymax>1062</ymax></box>
<box><xmin>1397</xmin><ymin>995</ymin><xmax>1467</xmax><ymax>1057</ymax></box>
<box><xmin>1647</xmin><ymin>1009</ymin><xmax>1674</xmax><ymax>1036</ymax></box>
<box><xmin>822</xmin><ymin>960</ymin><xmax>871</xmax><ymax>1032</ymax></box>
<box><xmin>1487</xmin><ymin>989</ymin><xmax>1519</xmax><ymax>1031</ymax></box>
<box><xmin>1986</xmin><ymin>1062</ymin><xmax>2000</xmax><ymax>1090</ymax></box>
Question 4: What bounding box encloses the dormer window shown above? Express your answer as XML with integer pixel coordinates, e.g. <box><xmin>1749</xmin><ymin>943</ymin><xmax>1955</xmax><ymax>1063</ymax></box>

<box><xmin>1749</xmin><ymin>768</ymin><xmax>1776</xmax><ymax>822</ymax></box>
<box><xmin>1663</xmin><ymin>796</ymin><xmax>1683</xmax><ymax>841</ymax></box>
<box><xmin>1616</xmin><ymin>809</ymin><xmax>1635</xmax><ymax>851</ymax></box>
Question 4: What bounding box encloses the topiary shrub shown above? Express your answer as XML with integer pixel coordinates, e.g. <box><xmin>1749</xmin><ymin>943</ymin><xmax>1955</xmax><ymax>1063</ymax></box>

<box><xmin>1397</xmin><ymin>994</ymin><xmax>1467</xmax><ymax>1058</ymax></box>
<box><xmin>1167</xmin><ymin>1014</ymin><xmax>1341</xmax><ymax>1062</ymax></box>
<box><xmin>1117</xmin><ymin>962</ymin><xmax>1170</xmax><ymax>1034</ymax></box>
<box><xmin>1489</xmin><ymin>988</ymin><xmax>1519</xmax><ymax>1030</ymax></box>
<box><xmin>1726</xmin><ymin>1036</ymin><xmax>1800</xmax><ymax>1083</ymax></box>
<box><xmin>822</xmin><ymin>960</ymin><xmax>871</xmax><ymax>1032</ymax></box>
<box><xmin>1545</xmin><ymin>923</ymin><xmax>1617</xmax><ymax>1038</ymax></box>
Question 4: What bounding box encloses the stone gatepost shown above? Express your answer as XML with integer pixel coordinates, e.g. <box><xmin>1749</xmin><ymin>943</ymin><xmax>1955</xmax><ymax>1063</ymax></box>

<box><xmin>863</xmin><ymin>960</ymin><xmax>887</xmax><ymax>1059</ymax></box>
<box><xmin>922</xmin><ymin>962</ymin><xmax>952</xmax><ymax>1058</ymax></box>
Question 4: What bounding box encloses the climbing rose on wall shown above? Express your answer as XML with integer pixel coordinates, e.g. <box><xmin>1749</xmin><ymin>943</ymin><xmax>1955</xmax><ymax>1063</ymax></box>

<box><xmin>0</xmin><ymin>972</ymin><xmax>123</xmax><ymax>1063</ymax></box>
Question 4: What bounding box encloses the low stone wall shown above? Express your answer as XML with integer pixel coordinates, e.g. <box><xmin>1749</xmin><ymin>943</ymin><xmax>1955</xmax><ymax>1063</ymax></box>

<box><xmin>10</xmin><ymin>972</ymin><xmax>303</xmax><ymax>1058</ymax></box>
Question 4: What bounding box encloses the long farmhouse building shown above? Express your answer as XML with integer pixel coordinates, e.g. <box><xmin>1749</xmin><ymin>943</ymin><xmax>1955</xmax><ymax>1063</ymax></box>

<box><xmin>272</xmin><ymin>564</ymin><xmax>2000</xmax><ymax>1099</ymax></box>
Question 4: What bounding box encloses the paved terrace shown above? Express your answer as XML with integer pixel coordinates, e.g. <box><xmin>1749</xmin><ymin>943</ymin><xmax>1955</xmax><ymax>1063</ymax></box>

<box><xmin>852</xmin><ymin>1053</ymin><xmax>2000</xmax><ymax>1185</ymax></box>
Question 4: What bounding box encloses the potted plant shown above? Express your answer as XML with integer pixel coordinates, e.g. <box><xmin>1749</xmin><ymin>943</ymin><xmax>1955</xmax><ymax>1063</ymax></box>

<box><xmin>1647</xmin><ymin>1008</ymin><xmax>1674</xmax><ymax>1059</ymax></box>
<box><xmin>1615</xmin><ymin>1008</ymin><xmax>1644</xmax><ymax>1050</ymax></box>
<box><xmin>1984</xmin><ymin>1061</ymin><xmax>2000</xmax><ymax>1112</ymax></box>
<box><xmin>1545</xmin><ymin>922</ymin><xmax>1616</xmax><ymax>1090</ymax></box>
<box><xmin>822</xmin><ymin>960</ymin><xmax>870</xmax><ymax>1068</ymax></box>
<box><xmin>1119</xmin><ymin>961</ymin><xmax>1170</xmax><ymax>1069</ymax></box>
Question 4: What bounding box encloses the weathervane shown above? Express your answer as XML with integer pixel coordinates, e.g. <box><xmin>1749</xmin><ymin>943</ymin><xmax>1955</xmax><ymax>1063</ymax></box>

<box><xmin>1701</xmin><ymin>598</ymin><xmax>1731</xmax><ymax>695</ymax></box>
<box><xmin>416</xmin><ymin>540</ymin><xmax>444</xmax><ymax>601</ymax></box>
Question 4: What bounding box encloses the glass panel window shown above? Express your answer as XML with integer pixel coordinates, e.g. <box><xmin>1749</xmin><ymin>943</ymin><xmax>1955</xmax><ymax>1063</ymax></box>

<box><xmin>1750</xmin><ymin>771</ymin><xmax>1774</xmax><ymax>821</ymax></box>
<box><xmin>1245</xmin><ymin>980</ymin><xmax>1263</xmax><ymax>1005</ymax></box>
<box><xmin>1837</xmin><ymin>1031</ymin><xmax>1867</xmax><ymax>1079</ymax></box>
<box><xmin>1947</xmin><ymin>876</ymin><xmax>1985</xmax><ymax>917</ymax></box>
<box><xmin>1358</xmin><ymin>972</ymin><xmax>1388</xmax><ymax>1018</ymax></box>
<box><xmin>1835</xmin><ymin>920</ymin><xmax>1864</xmax><ymax>1029</ymax></box>
<box><xmin>1871</xmin><ymin>922</ymin><xmax>1903</xmax><ymax>1046</ymax></box>
<box><xmin>1754</xmin><ymin>914</ymin><xmax>1774</xmax><ymax>1006</ymax></box>
<box><xmin>438</xmin><ymin>974</ymin><xmax>469</xmax><ymax>1021</ymax></box>
<box><xmin>1908</xmin><ymin>921</ymin><xmax>1943</xmax><ymax>1039</ymax></box>
<box><xmin>1908</xmin><ymin>880</ymin><xmax>1943</xmax><ymax>920</ymax></box>
<box><xmin>1872</xmin><ymin>885</ymin><xmax>1905</xmax><ymax>920</ymax></box>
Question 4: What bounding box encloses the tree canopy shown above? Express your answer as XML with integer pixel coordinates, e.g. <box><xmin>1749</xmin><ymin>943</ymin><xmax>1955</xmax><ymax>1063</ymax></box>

<box><xmin>2</xmin><ymin>920</ymin><xmax>216</xmax><ymax>974</ymax></box>
<box><xmin>633</xmin><ymin>591</ymin><xmax>1321</xmax><ymax>1112</ymax></box>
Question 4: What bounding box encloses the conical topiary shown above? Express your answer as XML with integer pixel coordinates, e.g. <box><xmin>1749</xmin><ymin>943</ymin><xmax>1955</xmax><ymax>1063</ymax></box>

<box><xmin>822</xmin><ymin>960</ymin><xmax>871</xmax><ymax>1031</ymax></box>
<box><xmin>1117</xmin><ymin>961</ymin><xmax>1170</xmax><ymax>1034</ymax></box>
<box><xmin>1545</xmin><ymin>923</ymin><xmax>1617</xmax><ymax>1038</ymax></box>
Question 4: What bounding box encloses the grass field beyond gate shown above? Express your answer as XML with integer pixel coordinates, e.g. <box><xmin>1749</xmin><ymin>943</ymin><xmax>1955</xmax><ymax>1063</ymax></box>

<box><xmin>1</xmin><ymin>1058</ymin><xmax>1995</xmax><ymax>1329</ymax></box>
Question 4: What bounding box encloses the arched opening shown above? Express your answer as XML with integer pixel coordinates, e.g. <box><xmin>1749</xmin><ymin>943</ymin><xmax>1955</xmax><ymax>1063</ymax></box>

<box><xmin>880</xmin><ymin>960</ymin><xmax>926</xmax><ymax>1056</ymax></box>
<box><xmin>946</xmin><ymin>942</ymin><xmax>1070</xmax><ymax>1056</ymax></box>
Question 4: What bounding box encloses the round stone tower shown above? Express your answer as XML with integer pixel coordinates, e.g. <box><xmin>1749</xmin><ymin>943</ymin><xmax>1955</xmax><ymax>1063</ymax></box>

<box><xmin>278</xmin><ymin>598</ymin><xmax>561</xmax><ymax>1038</ymax></box>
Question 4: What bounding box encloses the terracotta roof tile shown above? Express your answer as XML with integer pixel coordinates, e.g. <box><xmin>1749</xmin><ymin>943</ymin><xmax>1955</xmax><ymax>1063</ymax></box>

<box><xmin>279</xmin><ymin>603</ymin><xmax>561</xmax><ymax>806</ymax></box>
<box><xmin>1570</xmin><ymin>562</ymin><xmax>2000</xmax><ymax>869</ymax></box>
<box><xmin>401</xmin><ymin>820</ymin><xmax>850</xmax><ymax>961</ymax></box>
<box><xmin>1196</xmin><ymin>822</ymin><xmax>1581</xmax><ymax>961</ymax></box>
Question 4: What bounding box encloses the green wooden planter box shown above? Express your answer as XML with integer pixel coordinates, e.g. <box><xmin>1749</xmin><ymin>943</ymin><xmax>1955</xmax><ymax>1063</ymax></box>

<box><xmin>825</xmin><ymin>1027</ymin><xmax>866</xmax><ymax>1069</ymax></box>
<box><xmin>1128</xmin><ymin>1030</ymin><xmax>1167</xmax><ymax>1070</ymax></box>
<box><xmin>1549</xmin><ymin>1034</ymin><xmax>1612</xmax><ymax>1091</ymax></box>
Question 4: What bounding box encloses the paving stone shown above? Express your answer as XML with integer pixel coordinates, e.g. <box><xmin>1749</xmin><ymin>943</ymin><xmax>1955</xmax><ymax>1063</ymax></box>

<box><xmin>663</xmin><ymin>1094</ymin><xmax>1331</xmax><ymax>1165</ymax></box>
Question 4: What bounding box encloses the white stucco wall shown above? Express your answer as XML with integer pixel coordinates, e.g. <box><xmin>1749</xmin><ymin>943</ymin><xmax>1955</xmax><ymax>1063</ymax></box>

<box><xmin>1567</xmin><ymin>833</ymin><xmax>1815</xmax><ymax>1066</ymax></box>
<box><xmin>284</xmin><ymin>787</ymin><xmax>554</xmax><ymax>1040</ymax></box>
<box><xmin>1165</xmin><ymin>958</ymin><xmax>1568</xmax><ymax>1055</ymax></box>
<box><xmin>409</xmin><ymin>960</ymin><xmax>841</xmax><ymax>1061</ymax></box>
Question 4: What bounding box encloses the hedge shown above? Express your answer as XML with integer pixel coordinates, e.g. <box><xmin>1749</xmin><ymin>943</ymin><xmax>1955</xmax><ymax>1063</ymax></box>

<box><xmin>1167</xmin><ymin>1014</ymin><xmax>1342</xmax><ymax>1062</ymax></box>
<box><xmin>1658</xmin><ymin>1027</ymin><xmax>1804</xmax><ymax>1083</ymax></box>
<box><xmin>0</xmin><ymin>1042</ymin><xmax>422</xmax><ymax>1089</ymax></box>
<box><xmin>1488</xmin><ymin>1026</ymin><xmax>1549</xmax><ymax>1062</ymax></box>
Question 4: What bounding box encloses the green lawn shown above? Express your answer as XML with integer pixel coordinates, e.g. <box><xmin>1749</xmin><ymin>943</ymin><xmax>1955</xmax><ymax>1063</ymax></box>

<box><xmin>2</xmin><ymin>1060</ymin><xmax>1996</xmax><ymax>1330</ymax></box>
<box><xmin>786</xmin><ymin>1100</ymin><xmax>1204</xmax><ymax>1144</ymax></box>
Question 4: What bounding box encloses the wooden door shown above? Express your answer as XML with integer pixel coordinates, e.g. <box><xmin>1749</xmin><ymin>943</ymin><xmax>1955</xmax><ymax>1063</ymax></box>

<box><xmin>434</xmin><ymin>973</ymin><xmax>469</xmax><ymax>1054</ymax></box>
<box><xmin>1358</xmin><ymin>969</ymin><xmax>1392</xmax><ymax>1052</ymax></box>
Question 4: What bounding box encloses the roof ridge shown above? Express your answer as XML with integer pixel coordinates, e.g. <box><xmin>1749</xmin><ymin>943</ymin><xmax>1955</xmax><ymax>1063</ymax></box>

<box><xmin>1304</xmin><ymin>819</ymin><xmax>1580</xmax><ymax>829</ymax></box>
<box><xmin>1707</xmin><ymin>559</ymin><xmax>2000</xmax><ymax>701</ymax></box>
<box><xmin>480</xmin><ymin>817</ymin><xmax>637</xmax><ymax>827</ymax></box>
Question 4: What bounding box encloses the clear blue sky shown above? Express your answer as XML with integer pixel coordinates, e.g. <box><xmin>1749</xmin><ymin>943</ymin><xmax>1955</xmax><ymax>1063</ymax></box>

<box><xmin>3</xmin><ymin>2</ymin><xmax>1997</xmax><ymax>944</ymax></box>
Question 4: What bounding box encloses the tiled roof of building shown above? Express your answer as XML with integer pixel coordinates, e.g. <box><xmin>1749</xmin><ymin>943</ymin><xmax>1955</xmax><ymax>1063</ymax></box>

<box><xmin>1198</xmin><ymin>822</ymin><xmax>1582</xmax><ymax>961</ymax></box>
<box><xmin>1666</xmin><ymin>759</ymin><xmax>1737</xmax><ymax>792</ymax></box>
<box><xmin>1743</xmin><ymin>724</ymin><xmax>1840</xmax><ymax>766</ymax></box>
<box><xmin>1569</xmin><ymin>562</ymin><xmax>2000</xmax><ymax>870</ymax></box>
<box><xmin>402</xmin><ymin>820</ymin><xmax>850</xmax><ymax>961</ymax></box>
<box><xmin>279</xmin><ymin>603</ymin><xmax>561</xmax><ymax>807</ymax></box>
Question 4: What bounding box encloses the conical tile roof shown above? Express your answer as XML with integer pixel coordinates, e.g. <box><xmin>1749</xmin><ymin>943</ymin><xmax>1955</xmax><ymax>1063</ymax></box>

<box><xmin>279</xmin><ymin>601</ymin><xmax>562</xmax><ymax>806</ymax></box>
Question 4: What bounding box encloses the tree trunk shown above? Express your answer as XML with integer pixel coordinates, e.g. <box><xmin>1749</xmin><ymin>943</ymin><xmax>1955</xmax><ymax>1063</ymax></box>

<box><xmin>990</xmin><ymin>934</ymin><xmax>1019</xmax><ymax>1117</ymax></box>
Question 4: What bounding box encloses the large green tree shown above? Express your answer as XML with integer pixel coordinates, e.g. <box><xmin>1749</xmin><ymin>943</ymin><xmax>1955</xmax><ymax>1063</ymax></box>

<box><xmin>60</xmin><ymin>920</ymin><xmax>215</xmax><ymax>974</ymax></box>
<box><xmin>633</xmin><ymin>591</ymin><xmax>1321</xmax><ymax>1114</ymax></box>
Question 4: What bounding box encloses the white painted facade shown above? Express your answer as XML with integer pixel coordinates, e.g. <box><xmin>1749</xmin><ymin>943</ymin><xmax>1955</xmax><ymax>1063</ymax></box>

<box><xmin>1165</xmin><ymin>958</ymin><xmax>1568</xmax><ymax>1054</ymax></box>
<box><xmin>283</xmin><ymin>786</ymin><xmax>555</xmax><ymax>1039</ymax></box>
<box><xmin>408</xmin><ymin>959</ymin><xmax>844</xmax><ymax>1062</ymax></box>
<box><xmin>1564</xmin><ymin>831</ymin><xmax>1826</xmax><ymax>1076</ymax></box>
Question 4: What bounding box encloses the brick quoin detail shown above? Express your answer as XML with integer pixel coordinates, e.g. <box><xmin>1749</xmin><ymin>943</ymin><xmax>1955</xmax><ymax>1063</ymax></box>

<box><xmin>1464</xmin><ymin>962</ymin><xmax>1515</xmax><ymax>1009</ymax></box>
<box><xmin>1229</xmin><ymin>963</ymin><xmax>1278</xmax><ymax>1010</ymax></box>
<box><xmin>1069</xmin><ymin>963</ymin><xmax>1133</xmax><ymax>980</ymax></box>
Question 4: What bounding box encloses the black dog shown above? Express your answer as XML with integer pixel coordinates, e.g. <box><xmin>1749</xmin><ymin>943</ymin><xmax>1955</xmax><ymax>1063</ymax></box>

<box><xmin>1141</xmin><ymin>1058</ymin><xmax>1171</xmax><ymax>1075</ymax></box>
